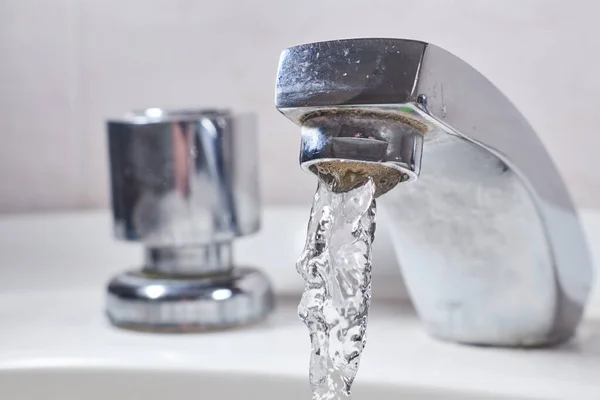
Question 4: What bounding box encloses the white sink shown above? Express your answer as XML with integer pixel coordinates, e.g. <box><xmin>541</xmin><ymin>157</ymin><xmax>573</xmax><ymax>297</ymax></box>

<box><xmin>0</xmin><ymin>369</ymin><xmax>532</xmax><ymax>400</ymax></box>
<box><xmin>1</xmin><ymin>208</ymin><xmax>600</xmax><ymax>400</ymax></box>
<box><xmin>1</xmin><ymin>290</ymin><xmax>599</xmax><ymax>400</ymax></box>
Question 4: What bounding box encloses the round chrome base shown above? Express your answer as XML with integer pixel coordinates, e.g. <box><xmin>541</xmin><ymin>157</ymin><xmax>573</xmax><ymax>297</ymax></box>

<box><xmin>106</xmin><ymin>267</ymin><xmax>274</xmax><ymax>332</ymax></box>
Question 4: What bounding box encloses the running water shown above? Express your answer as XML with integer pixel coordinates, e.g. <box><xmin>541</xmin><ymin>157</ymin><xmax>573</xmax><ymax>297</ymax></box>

<box><xmin>297</xmin><ymin>178</ymin><xmax>377</xmax><ymax>400</ymax></box>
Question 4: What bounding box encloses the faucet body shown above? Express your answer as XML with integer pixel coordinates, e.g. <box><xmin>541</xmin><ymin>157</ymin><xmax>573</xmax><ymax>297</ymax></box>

<box><xmin>275</xmin><ymin>38</ymin><xmax>593</xmax><ymax>346</ymax></box>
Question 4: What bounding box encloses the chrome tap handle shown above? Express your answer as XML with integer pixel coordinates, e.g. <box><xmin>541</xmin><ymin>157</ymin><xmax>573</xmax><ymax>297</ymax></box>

<box><xmin>107</xmin><ymin>109</ymin><xmax>259</xmax><ymax>249</ymax></box>
<box><xmin>105</xmin><ymin>108</ymin><xmax>273</xmax><ymax>332</ymax></box>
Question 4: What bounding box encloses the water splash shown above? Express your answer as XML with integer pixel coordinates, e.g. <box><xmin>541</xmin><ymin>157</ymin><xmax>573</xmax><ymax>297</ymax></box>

<box><xmin>297</xmin><ymin>179</ymin><xmax>376</xmax><ymax>400</ymax></box>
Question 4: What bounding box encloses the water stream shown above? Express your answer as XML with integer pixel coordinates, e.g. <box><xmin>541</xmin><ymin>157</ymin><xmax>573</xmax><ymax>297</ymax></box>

<box><xmin>297</xmin><ymin>178</ymin><xmax>377</xmax><ymax>400</ymax></box>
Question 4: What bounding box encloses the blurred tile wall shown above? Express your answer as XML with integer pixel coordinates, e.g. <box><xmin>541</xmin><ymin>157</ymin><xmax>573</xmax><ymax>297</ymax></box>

<box><xmin>1</xmin><ymin>0</ymin><xmax>598</xmax><ymax>213</ymax></box>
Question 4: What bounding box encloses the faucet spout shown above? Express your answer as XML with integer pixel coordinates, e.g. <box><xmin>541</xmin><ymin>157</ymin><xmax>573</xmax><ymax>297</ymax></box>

<box><xmin>275</xmin><ymin>38</ymin><xmax>593</xmax><ymax>347</ymax></box>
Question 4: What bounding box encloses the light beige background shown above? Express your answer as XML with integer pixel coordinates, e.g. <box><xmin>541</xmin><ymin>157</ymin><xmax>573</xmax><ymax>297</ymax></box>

<box><xmin>1</xmin><ymin>0</ymin><xmax>599</xmax><ymax>213</ymax></box>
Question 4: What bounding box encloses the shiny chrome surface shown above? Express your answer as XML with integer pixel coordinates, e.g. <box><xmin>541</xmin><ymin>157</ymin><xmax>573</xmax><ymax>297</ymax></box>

<box><xmin>144</xmin><ymin>243</ymin><xmax>233</xmax><ymax>276</ymax></box>
<box><xmin>106</xmin><ymin>108</ymin><xmax>273</xmax><ymax>331</ymax></box>
<box><xmin>108</xmin><ymin>108</ymin><xmax>259</xmax><ymax>246</ymax></box>
<box><xmin>275</xmin><ymin>38</ymin><xmax>593</xmax><ymax>347</ymax></box>
<box><xmin>299</xmin><ymin>112</ymin><xmax>424</xmax><ymax>182</ymax></box>
<box><xmin>106</xmin><ymin>267</ymin><xmax>274</xmax><ymax>332</ymax></box>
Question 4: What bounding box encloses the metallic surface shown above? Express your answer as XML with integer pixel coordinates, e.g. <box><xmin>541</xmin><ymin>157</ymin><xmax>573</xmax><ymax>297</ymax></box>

<box><xmin>275</xmin><ymin>38</ymin><xmax>593</xmax><ymax>347</ymax></box>
<box><xmin>143</xmin><ymin>243</ymin><xmax>233</xmax><ymax>276</ymax></box>
<box><xmin>107</xmin><ymin>108</ymin><xmax>260</xmax><ymax>247</ymax></box>
<box><xmin>106</xmin><ymin>267</ymin><xmax>274</xmax><ymax>332</ymax></box>
<box><xmin>299</xmin><ymin>111</ymin><xmax>424</xmax><ymax>184</ymax></box>
<box><xmin>106</xmin><ymin>108</ymin><xmax>273</xmax><ymax>331</ymax></box>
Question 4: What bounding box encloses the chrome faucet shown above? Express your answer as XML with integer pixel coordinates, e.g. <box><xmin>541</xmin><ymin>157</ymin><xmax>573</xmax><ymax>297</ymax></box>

<box><xmin>106</xmin><ymin>108</ymin><xmax>274</xmax><ymax>332</ymax></box>
<box><xmin>275</xmin><ymin>38</ymin><xmax>593</xmax><ymax>347</ymax></box>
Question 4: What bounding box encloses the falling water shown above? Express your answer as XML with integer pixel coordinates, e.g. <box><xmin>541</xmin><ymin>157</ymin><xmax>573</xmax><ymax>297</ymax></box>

<box><xmin>297</xmin><ymin>178</ymin><xmax>377</xmax><ymax>400</ymax></box>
